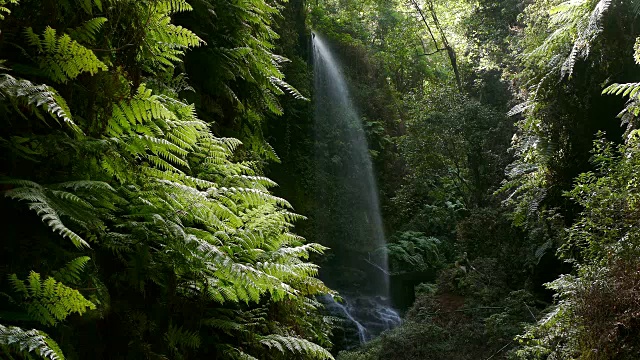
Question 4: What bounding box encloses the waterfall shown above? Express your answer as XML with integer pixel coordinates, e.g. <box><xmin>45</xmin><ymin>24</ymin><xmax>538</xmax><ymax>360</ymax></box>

<box><xmin>312</xmin><ymin>32</ymin><xmax>401</xmax><ymax>347</ymax></box>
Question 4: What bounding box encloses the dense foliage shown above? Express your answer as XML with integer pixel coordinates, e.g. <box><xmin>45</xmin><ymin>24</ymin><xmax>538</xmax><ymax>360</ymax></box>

<box><xmin>0</xmin><ymin>0</ymin><xmax>334</xmax><ymax>359</ymax></box>
<box><xmin>4</xmin><ymin>0</ymin><xmax>640</xmax><ymax>358</ymax></box>
<box><xmin>303</xmin><ymin>0</ymin><xmax>640</xmax><ymax>359</ymax></box>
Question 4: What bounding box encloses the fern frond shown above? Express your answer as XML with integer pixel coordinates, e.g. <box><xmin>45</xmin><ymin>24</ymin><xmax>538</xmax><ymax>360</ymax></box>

<box><xmin>68</xmin><ymin>17</ymin><xmax>107</xmax><ymax>44</ymax></box>
<box><xmin>9</xmin><ymin>271</ymin><xmax>95</xmax><ymax>326</ymax></box>
<box><xmin>138</xmin><ymin>8</ymin><xmax>203</xmax><ymax>72</ymax></box>
<box><xmin>201</xmin><ymin>318</ymin><xmax>244</xmax><ymax>334</ymax></box>
<box><xmin>603</xmin><ymin>82</ymin><xmax>640</xmax><ymax>98</ymax></box>
<box><xmin>269</xmin><ymin>76</ymin><xmax>308</xmax><ymax>101</ymax></box>
<box><xmin>633</xmin><ymin>37</ymin><xmax>640</xmax><ymax>65</ymax></box>
<box><xmin>0</xmin><ymin>74</ymin><xmax>80</xmax><ymax>132</ymax></box>
<box><xmin>260</xmin><ymin>334</ymin><xmax>334</xmax><ymax>359</ymax></box>
<box><xmin>3</xmin><ymin>181</ymin><xmax>97</xmax><ymax>248</ymax></box>
<box><xmin>263</xmin><ymin>91</ymin><xmax>283</xmax><ymax>115</ymax></box>
<box><xmin>24</xmin><ymin>26</ymin><xmax>107</xmax><ymax>83</ymax></box>
<box><xmin>558</xmin><ymin>0</ymin><xmax>612</xmax><ymax>77</ymax></box>
<box><xmin>52</xmin><ymin>256</ymin><xmax>91</xmax><ymax>284</ymax></box>
<box><xmin>0</xmin><ymin>0</ymin><xmax>18</xmax><ymax>20</ymax></box>
<box><xmin>0</xmin><ymin>324</ymin><xmax>65</xmax><ymax>360</ymax></box>
<box><xmin>165</xmin><ymin>323</ymin><xmax>200</xmax><ymax>354</ymax></box>
<box><xmin>273</xmin><ymin>243</ymin><xmax>328</xmax><ymax>260</ymax></box>
<box><xmin>164</xmin><ymin>24</ymin><xmax>203</xmax><ymax>48</ymax></box>
<box><xmin>155</xmin><ymin>0</ymin><xmax>192</xmax><ymax>14</ymax></box>
<box><xmin>75</xmin><ymin>0</ymin><xmax>103</xmax><ymax>14</ymax></box>
<box><xmin>55</xmin><ymin>180</ymin><xmax>115</xmax><ymax>192</ymax></box>
<box><xmin>235</xmin><ymin>350</ymin><xmax>259</xmax><ymax>360</ymax></box>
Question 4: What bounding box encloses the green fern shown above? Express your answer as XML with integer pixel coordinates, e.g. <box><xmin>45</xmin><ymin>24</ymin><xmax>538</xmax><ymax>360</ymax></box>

<box><xmin>68</xmin><ymin>17</ymin><xmax>108</xmax><ymax>44</ymax></box>
<box><xmin>560</xmin><ymin>0</ymin><xmax>612</xmax><ymax>77</ymax></box>
<box><xmin>2</xmin><ymin>180</ymin><xmax>107</xmax><ymax>248</ymax></box>
<box><xmin>0</xmin><ymin>73</ymin><xmax>80</xmax><ymax>132</ymax></box>
<box><xmin>52</xmin><ymin>256</ymin><xmax>91</xmax><ymax>284</ymax></box>
<box><xmin>75</xmin><ymin>0</ymin><xmax>103</xmax><ymax>15</ymax></box>
<box><xmin>525</xmin><ymin>0</ymin><xmax>613</xmax><ymax>79</ymax></box>
<box><xmin>0</xmin><ymin>0</ymin><xmax>333</xmax><ymax>358</ymax></box>
<box><xmin>201</xmin><ymin>317</ymin><xmax>244</xmax><ymax>335</ymax></box>
<box><xmin>260</xmin><ymin>334</ymin><xmax>334</xmax><ymax>360</ymax></box>
<box><xmin>602</xmin><ymin>37</ymin><xmax>640</xmax><ymax>136</ymax></box>
<box><xmin>165</xmin><ymin>323</ymin><xmax>201</xmax><ymax>355</ymax></box>
<box><xmin>269</xmin><ymin>76</ymin><xmax>309</xmax><ymax>101</ymax></box>
<box><xmin>137</xmin><ymin>0</ymin><xmax>203</xmax><ymax>73</ymax></box>
<box><xmin>0</xmin><ymin>324</ymin><xmax>65</xmax><ymax>360</ymax></box>
<box><xmin>602</xmin><ymin>36</ymin><xmax>640</xmax><ymax>100</ymax></box>
<box><xmin>9</xmin><ymin>271</ymin><xmax>96</xmax><ymax>326</ymax></box>
<box><xmin>154</xmin><ymin>0</ymin><xmax>193</xmax><ymax>13</ymax></box>
<box><xmin>603</xmin><ymin>82</ymin><xmax>640</xmax><ymax>98</ymax></box>
<box><xmin>0</xmin><ymin>0</ymin><xmax>18</xmax><ymax>20</ymax></box>
<box><xmin>25</xmin><ymin>26</ymin><xmax>107</xmax><ymax>83</ymax></box>
<box><xmin>104</xmin><ymin>84</ymin><xmax>208</xmax><ymax>177</ymax></box>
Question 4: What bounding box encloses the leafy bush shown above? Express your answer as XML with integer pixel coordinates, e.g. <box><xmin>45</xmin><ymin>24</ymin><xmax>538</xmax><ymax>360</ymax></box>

<box><xmin>387</xmin><ymin>231</ymin><xmax>442</xmax><ymax>274</ymax></box>
<box><xmin>512</xmin><ymin>130</ymin><xmax>640</xmax><ymax>359</ymax></box>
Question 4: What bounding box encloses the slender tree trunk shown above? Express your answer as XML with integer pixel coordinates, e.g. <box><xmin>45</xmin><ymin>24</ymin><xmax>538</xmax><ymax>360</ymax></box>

<box><xmin>409</xmin><ymin>0</ymin><xmax>462</xmax><ymax>92</ymax></box>
<box><xmin>427</xmin><ymin>0</ymin><xmax>462</xmax><ymax>91</ymax></box>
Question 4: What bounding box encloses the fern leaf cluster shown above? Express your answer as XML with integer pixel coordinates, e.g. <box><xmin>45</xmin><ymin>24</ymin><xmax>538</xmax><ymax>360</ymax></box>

<box><xmin>0</xmin><ymin>324</ymin><xmax>65</xmax><ymax>360</ymax></box>
<box><xmin>0</xmin><ymin>0</ymin><xmax>18</xmax><ymax>20</ymax></box>
<box><xmin>25</xmin><ymin>27</ymin><xmax>107</xmax><ymax>83</ymax></box>
<box><xmin>0</xmin><ymin>74</ymin><xmax>78</xmax><ymax>131</ymax></box>
<box><xmin>136</xmin><ymin>0</ymin><xmax>203</xmax><ymax>73</ymax></box>
<box><xmin>3</xmin><ymin>180</ymin><xmax>108</xmax><ymax>248</ymax></box>
<box><xmin>0</xmin><ymin>0</ymin><xmax>333</xmax><ymax>358</ymax></box>
<box><xmin>9</xmin><ymin>271</ymin><xmax>96</xmax><ymax>326</ymax></box>
<box><xmin>180</xmin><ymin>0</ymin><xmax>307</xmax><ymax>163</ymax></box>
<box><xmin>524</xmin><ymin>0</ymin><xmax>613</xmax><ymax>79</ymax></box>
<box><xmin>261</xmin><ymin>334</ymin><xmax>334</xmax><ymax>359</ymax></box>
<box><xmin>68</xmin><ymin>17</ymin><xmax>108</xmax><ymax>44</ymax></box>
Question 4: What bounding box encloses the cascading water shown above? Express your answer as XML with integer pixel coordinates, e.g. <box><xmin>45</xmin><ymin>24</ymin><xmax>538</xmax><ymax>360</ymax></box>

<box><xmin>312</xmin><ymin>32</ymin><xmax>401</xmax><ymax>348</ymax></box>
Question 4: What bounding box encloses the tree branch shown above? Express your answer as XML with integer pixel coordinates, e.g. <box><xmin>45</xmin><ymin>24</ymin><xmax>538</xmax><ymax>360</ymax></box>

<box><xmin>418</xmin><ymin>48</ymin><xmax>447</xmax><ymax>56</ymax></box>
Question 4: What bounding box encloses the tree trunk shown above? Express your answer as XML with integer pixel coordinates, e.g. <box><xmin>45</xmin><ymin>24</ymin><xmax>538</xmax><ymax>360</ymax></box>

<box><xmin>409</xmin><ymin>0</ymin><xmax>462</xmax><ymax>92</ymax></box>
